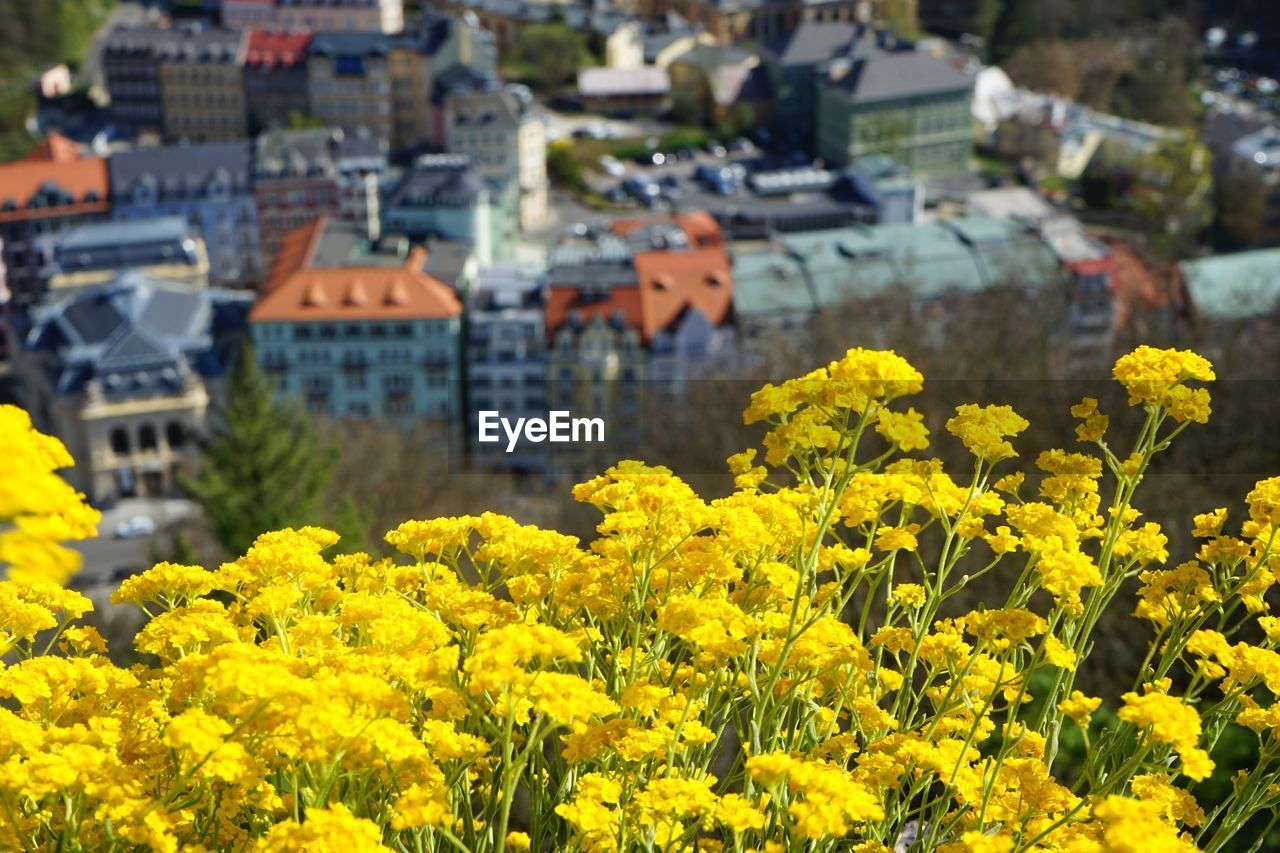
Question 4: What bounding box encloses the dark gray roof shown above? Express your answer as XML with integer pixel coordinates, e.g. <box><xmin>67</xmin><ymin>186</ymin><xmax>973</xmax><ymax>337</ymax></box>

<box><xmin>254</xmin><ymin>128</ymin><xmax>342</xmax><ymax>179</ymax></box>
<box><xmin>109</xmin><ymin>140</ymin><xmax>253</xmax><ymax>196</ymax></box>
<box><xmin>764</xmin><ymin>21</ymin><xmax>860</xmax><ymax>65</ymax></box>
<box><xmin>308</xmin><ymin>31</ymin><xmax>397</xmax><ymax>56</ymax></box>
<box><xmin>52</xmin><ymin>217</ymin><xmax>202</xmax><ymax>275</ymax></box>
<box><xmin>433</xmin><ymin>63</ymin><xmax>495</xmax><ymax>105</ymax></box>
<box><xmin>104</xmin><ymin>22</ymin><xmax>245</xmax><ymax>64</ymax></box>
<box><xmin>385</xmin><ymin>156</ymin><xmax>489</xmax><ymax>207</ymax></box>
<box><xmin>828</xmin><ymin>50</ymin><xmax>971</xmax><ymax>102</ymax></box>
<box><xmin>23</xmin><ymin>272</ymin><xmax>252</xmax><ymax>397</ymax></box>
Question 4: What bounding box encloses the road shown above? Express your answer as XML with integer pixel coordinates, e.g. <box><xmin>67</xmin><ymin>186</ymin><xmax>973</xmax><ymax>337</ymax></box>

<box><xmin>70</xmin><ymin>497</ymin><xmax>200</xmax><ymax>587</ymax></box>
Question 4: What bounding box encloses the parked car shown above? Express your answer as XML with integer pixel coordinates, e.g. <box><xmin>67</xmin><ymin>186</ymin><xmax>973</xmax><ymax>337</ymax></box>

<box><xmin>114</xmin><ymin>515</ymin><xmax>157</xmax><ymax>539</ymax></box>
<box><xmin>659</xmin><ymin>174</ymin><xmax>683</xmax><ymax>200</ymax></box>
<box><xmin>623</xmin><ymin>176</ymin><xmax>662</xmax><ymax>206</ymax></box>
<box><xmin>566</xmin><ymin>222</ymin><xmax>590</xmax><ymax>238</ymax></box>
<box><xmin>695</xmin><ymin>164</ymin><xmax>742</xmax><ymax>196</ymax></box>
<box><xmin>599</xmin><ymin>155</ymin><xmax>626</xmax><ymax>177</ymax></box>
<box><xmin>729</xmin><ymin>137</ymin><xmax>755</xmax><ymax>153</ymax></box>
<box><xmin>674</xmin><ymin>147</ymin><xmax>697</xmax><ymax>161</ymax></box>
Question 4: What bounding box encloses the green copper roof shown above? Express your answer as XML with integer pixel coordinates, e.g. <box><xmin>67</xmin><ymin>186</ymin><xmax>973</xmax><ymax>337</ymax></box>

<box><xmin>1180</xmin><ymin>249</ymin><xmax>1280</xmax><ymax>321</ymax></box>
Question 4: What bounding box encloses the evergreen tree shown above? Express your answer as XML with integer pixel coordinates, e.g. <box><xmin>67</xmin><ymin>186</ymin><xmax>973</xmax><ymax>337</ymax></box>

<box><xmin>179</xmin><ymin>347</ymin><xmax>338</xmax><ymax>558</ymax></box>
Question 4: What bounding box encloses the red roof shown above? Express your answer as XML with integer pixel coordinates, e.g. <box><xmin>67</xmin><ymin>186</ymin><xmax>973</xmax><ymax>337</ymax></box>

<box><xmin>251</xmin><ymin>218</ymin><xmax>462</xmax><ymax>322</ymax></box>
<box><xmin>245</xmin><ymin>29</ymin><xmax>313</xmax><ymax>69</ymax></box>
<box><xmin>0</xmin><ymin>134</ymin><xmax>109</xmax><ymax>224</ymax></box>
<box><xmin>547</xmin><ymin>241</ymin><xmax>734</xmax><ymax>343</ymax></box>
<box><xmin>633</xmin><ymin>246</ymin><xmax>733</xmax><ymax>340</ymax></box>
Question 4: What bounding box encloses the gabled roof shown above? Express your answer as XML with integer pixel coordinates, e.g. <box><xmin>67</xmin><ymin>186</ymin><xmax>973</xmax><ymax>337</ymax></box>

<box><xmin>828</xmin><ymin>50</ymin><xmax>971</xmax><ymax>103</ymax></box>
<box><xmin>634</xmin><ymin>246</ymin><xmax>733</xmax><ymax>341</ymax></box>
<box><xmin>252</xmin><ymin>218</ymin><xmax>462</xmax><ymax>322</ymax></box>
<box><xmin>764</xmin><ymin>21</ymin><xmax>859</xmax><ymax>65</ymax></box>
<box><xmin>0</xmin><ymin>134</ymin><xmax>108</xmax><ymax>224</ymax></box>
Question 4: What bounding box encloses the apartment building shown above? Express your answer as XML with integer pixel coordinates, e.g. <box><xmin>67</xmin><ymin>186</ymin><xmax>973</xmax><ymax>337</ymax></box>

<box><xmin>307</xmin><ymin>31</ymin><xmax>396</xmax><ymax>143</ymax></box>
<box><xmin>156</xmin><ymin>24</ymin><xmax>249</xmax><ymax>142</ymax></box>
<box><xmin>277</xmin><ymin>0</ymin><xmax>404</xmax><ymax>33</ymax></box>
<box><xmin>109</xmin><ymin>141</ymin><xmax>263</xmax><ymax>286</ymax></box>
<box><xmin>243</xmin><ymin>29</ymin><xmax>314</xmax><ymax>132</ymax></box>
<box><xmin>44</xmin><ymin>217</ymin><xmax>210</xmax><ymax>293</ymax></box>
<box><xmin>250</xmin><ymin>217</ymin><xmax>462</xmax><ymax>421</ymax></box>
<box><xmin>12</xmin><ymin>272</ymin><xmax>253</xmax><ymax>503</ymax></box>
<box><xmin>445</xmin><ymin>81</ymin><xmax>548</xmax><ymax>230</ymax></box>
<box><xmin>0</xmin><ymin>134</ymin><xmax>109</xmax><ymax>314</ymax></box>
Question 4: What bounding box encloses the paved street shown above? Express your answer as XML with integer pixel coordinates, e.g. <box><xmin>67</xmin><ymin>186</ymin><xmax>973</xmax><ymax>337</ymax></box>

<box><xmin>70</xmin><ymin>497</ymin><xmax>200</xmax><ymax>587</ymax></box>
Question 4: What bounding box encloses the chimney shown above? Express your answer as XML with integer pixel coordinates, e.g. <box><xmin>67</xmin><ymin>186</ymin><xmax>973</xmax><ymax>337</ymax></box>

<box><xmin>405</xmin><ymin>246</ymin><xmax>429</xmax><ymax>271</ymax></box>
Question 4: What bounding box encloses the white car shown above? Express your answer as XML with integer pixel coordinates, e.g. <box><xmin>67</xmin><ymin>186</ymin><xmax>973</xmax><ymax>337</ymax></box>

<box><xmin>599</xmin><ymin>155</ymin><xmax>626</xmax><ymax>177</ymax></box>
<box><xmin>114</xmin><ymin>515</ymin><xmax>157</xmax><ymax>539</ymax></box>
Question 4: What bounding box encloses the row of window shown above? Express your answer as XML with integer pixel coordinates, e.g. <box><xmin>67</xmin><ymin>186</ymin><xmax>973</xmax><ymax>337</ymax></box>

<box><xmin>109</xmin><ymin>421</ymin><xmax>187</xmax><ymax>456</ymax></box>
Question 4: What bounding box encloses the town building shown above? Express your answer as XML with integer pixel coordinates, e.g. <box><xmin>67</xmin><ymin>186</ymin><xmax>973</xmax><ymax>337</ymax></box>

<box><xmin>811</xmin><ymin>27</ymin><xmax>973</xmax><ymax>172</ymax></box>
<box><xmin>445</xmin><ymin>81</ymin><xmax>549</xmax><ymax>230</ymax></box>
<box><xmin>222</xmin><ymin>0</ymin><xmax>277</xmax><ymax>29</ymax></box>
<box><xmin>578</xmin><ymin>67</ymin><xmax>672</xmax><ymax>116</ymax></box>
<box><xmin>465</xmin><ymin>261</ymin><xmax>547</xmax><ymax>470</ymax></box>
<box><xmin>307</xmin><ymin>32</ymin><xmax>396</xmax><ymax>144</ymax></box>
<box><xmin>44</xmin><ymin>217</ymin><xmax>210</xmax><ymax>293</ymax></box>
<box><xmin>250</xmin><ymin>217</ymin><xmax>463</xmax><ymax>420</ymax></box>
<box><xmin>382</xmin><ymin>154</ymin><xmax>512</xmax><ymax>265</ymax></box>
<box><xmin>845</xmin><ymin>154</ymin><xmax>922</xmax><ymax>224</ymax></box>
<box><xmin>155</xmin><ymin>24</ymin><xmax>249</xmax><ymax>142</ymax></box>
<box><xmin>12</xmin><ymin>272</ymin><xmax>252</xmax><ymax>503</ymax></box>
<box><xmin>252</xmin><ymin>128</ymin><xmax>347</xmax><ymax>266</ymax></box>
<box><xmin>0</xmin><ymin>134</ymin><xmax>110</xmax><ymax>314</ymax></box>
<box><xmin>334</xmin><ymin>131</ymin><xmax>389</xmax><ymax>241</ymax></box>
<box><xmin>276</xmin><ymin>0</ymin><xmax>404</xmax><ymax>34</ymax></box>
<box><xmin>101</xmin><ymin>26</ymin><xmax>173</xmax><ymax>134</ymax></box>
<box><xmin>730</xmin><ymin>217</ymin><xmax>1068</xmax><ymax>344</ymax></box>
<box><xmin>544</xmin><ymin>213</ymin><xmax>735</xmax><ymax>469</ymax></box>
<box><xmin>243</xmin><ymin>29</ymin><xmax>314</xmax><ymax>133</ymax></box>
<box><xmin>109</xmin><ymin>141</ymin><xmax>263</xmax><ymax>286</ymax></box>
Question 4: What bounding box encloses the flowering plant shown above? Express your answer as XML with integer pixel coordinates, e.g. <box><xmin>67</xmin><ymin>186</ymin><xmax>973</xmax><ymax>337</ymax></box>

<box><xmin>2</xmin><ymin>346</ymin><xmax>1278</xmax><ymax>852</ymax></box>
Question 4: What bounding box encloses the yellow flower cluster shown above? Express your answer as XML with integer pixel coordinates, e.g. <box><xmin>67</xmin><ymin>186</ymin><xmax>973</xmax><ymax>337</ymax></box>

<box><xmin>0</xmin><ymin>345</ymin><xmax>1275</xmax><ymax>851</ymax></box>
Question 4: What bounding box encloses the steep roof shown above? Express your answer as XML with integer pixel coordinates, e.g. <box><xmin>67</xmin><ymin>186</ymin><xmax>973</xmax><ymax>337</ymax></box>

<box><xmin>764</xmin><ymin>21</ymin><xmax>859</xmax><ymax>65</ymax></box>
<box><xmin>828</xmin><ymin>50</ymin><xmax>971</xmax><ymax>103</ymax></box>
<box><xmin>252</xmin><ymin>218</ymin><xmax>462</xmax><ymax>322</ymax></box>
<box><xmin>384</xmin><ymin>156</ymin><xmax>488</xmax><ymax>208</ymax></box>
<box><xmin>0</xmin><ymin>135</ymin><xmax>108</xmax><ymax>224</ymax></box>
<box><xmin>578</xmin><ymin>66</ymin><xmax>670</xmax><ymax>97</ymax></box>
<box><xmin>634</xmin><ymin>246</ymin><xmax>733</xmax><ymax>340</ymax></box>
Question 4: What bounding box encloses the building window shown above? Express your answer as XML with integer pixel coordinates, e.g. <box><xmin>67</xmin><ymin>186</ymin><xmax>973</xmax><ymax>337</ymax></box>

<box><xmin>111</xmin><ymin>427</ymin><xmax>131</xmax><ymax>455</ymax></box>
<box><xmin>139</xmin><ymin>424</ymin><xmax>158</xmax><ymax>452</ymax></box>
<box><xmin>165</xmin><ymin>421</ymin><xmax>186</xmax><ymax>449</ymax></box>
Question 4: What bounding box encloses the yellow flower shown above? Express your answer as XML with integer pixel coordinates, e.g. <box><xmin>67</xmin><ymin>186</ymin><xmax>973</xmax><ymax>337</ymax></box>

<box><xmin>890</xmin><ymin>583</ymin><xmax>927</xmax><ymax>609</ymax></box>
<box><xmin>1112</xmin><ymin>346</ymin><xmax>1214</xmax><ymax>423</ymax></box>
<box><xmin>945</xmin><ymin>404</ymin><xmax>1029</xmax><ymax>463</ymax></box>
<box><xmin>875</xmin><ymin>525</ymin><xmax>919</xmax><ymax>552</ymax></box>
<box><xmin>1059</xmin><ymin>691</ymin><xmax>1102</xmax><ymax>728</ymax></box>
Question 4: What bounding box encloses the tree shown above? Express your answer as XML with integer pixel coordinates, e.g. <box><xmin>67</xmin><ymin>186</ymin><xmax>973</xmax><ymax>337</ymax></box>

<box><xmin>179</xmin><ymin>348</ymin><xmax>338</xmax><ymax>558</ymax></box>
<box><xmin>1004</xmin><ymin>41</ymin><xmax>1083</xmax><ymax>100</ymax></box>
<box><xmin>506</xmin><ymin>23</ymin><xmax>591</xmax><ymax>95</ymax></box>
<box><xmin>1130</xmin><ymin>135</ymin><xmax>1213</xmax><ymax>261</ymax></box>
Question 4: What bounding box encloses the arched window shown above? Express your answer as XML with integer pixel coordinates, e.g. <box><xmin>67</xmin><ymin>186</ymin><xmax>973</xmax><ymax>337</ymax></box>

<box><xmin>110</xmin><ymin>427</ymin><xmax>130</xmax><ymax>455</ymax></box>
<box><xmin>165</xmin><ymin>421</ymin><xmax>186</xmax><ymax>449</ymax></box>
<box><xmin>139</xmin><ymin>424</ymin><xmax>158</xmax><ymax>451</ymax></box>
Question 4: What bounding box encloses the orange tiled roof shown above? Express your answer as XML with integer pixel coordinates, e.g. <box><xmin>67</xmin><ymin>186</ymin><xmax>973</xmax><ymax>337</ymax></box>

<box><xmin>0</xmin><ymin>134</ymin><xmax>108</xmax><ymax>224</ymax></box>
<box><xmin>612</xmin><ymin>211</ymin><xmax>723</xmax><ymax>247</ymax></box>
<box><xmin>547</xmin><ymin>244</ymin><xmax>734</xmax><ymax>343</ymax></box>
<box><xmin>633</xmin><ymin>246</ymin><xmax>733</xmax><ymax>340</ymax></box>
<box><xmin>546</xmin><ymin>286</ymin><xmax>644</xmax><ymax>339</ymax></box>
<box><xmin>251</xmin><ymin>219</ymin><xmax>461</xmax><ymax>322</ymax></box>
